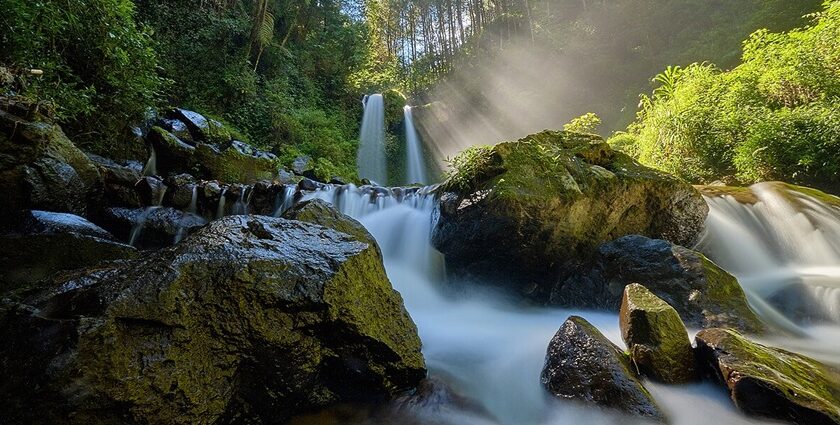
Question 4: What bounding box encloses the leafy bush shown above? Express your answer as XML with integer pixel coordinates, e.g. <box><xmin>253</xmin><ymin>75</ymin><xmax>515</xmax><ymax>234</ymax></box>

<box><xmin>1</xmin><ymin>0</ymin><xmax>164</xmax><ymax>156</ymax></box>
<box><xmin>612</xmin><ymin>0</ymin><xmax>840</xmax><ymax>191</ymax></box>
<box><xmin>564</xmin><ymin>113</ymin><xmax>602</xmax><ymax>134</ymax></box>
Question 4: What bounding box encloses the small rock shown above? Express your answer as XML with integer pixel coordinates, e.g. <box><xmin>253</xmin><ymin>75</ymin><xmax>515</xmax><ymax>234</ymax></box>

<box><xmin>541</xmin><ymin>316</ymin><xmax>664</xmax><ymax>420</ymax></box>
<box><xmin>620</xmin><ymin>283</ymin><xmax>697</xmax><ymax>383</ymax></box>
<box><xmin>695</xmin><ymin>328</ymin><xmax>840</xmax><ymax>424</ymax></box>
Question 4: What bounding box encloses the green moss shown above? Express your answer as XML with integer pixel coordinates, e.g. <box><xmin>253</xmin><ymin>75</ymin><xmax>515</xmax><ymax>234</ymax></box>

<box><xmin>382</xmin><ymin>89</ymin><xmax>407</xmax><ymax>132</ymax></box>
<box><xmin>696</xmin><ymin>185</ymin><xmax>759</xmax><ymax>204</ymax></box>
<box><xmin>194</xmin><ymin>143</ymin><xmax>278</xmax><ymax>184</ymax></box>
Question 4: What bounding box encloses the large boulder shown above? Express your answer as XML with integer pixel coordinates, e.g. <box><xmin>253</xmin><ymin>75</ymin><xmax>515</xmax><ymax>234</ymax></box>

<box><xmin>0</xmin><ymin>210</ymin><xmax>136</xmax><ymax>292</ymax></box>
<box><xmin>553</xmin><ymin>235</ymin><xmax>764</xmax><ymax>333</ymax></box>
<box><xmin>619</xmin><ymin>283</ymin><xmax>697</xmax><ymax>384</ymax></box>
<box><xmin>0</xmin><ymin>100</ymin><xmax>103</xmax><ymax>217</ymax></box>
<box><xmin>540</xmin><ymin>316</ymin><xmax>664</xmax><ymax>421</ymax></box>
<box><xmin>283</xmin><ymin>198</ymin><xmax>377</xmax><ymax>248</ymax></box>
<box><xmin>0</xmin><ymin>215</ymin><xmax>426</xmax><ymax>424</ymax></box>
<box><xmin>432</xmin><ymin>130</ymin><xmax>708</xmax><ymax>298</ymax></box>
<box><xmin>695</xmin><ymin>328</ymin><xmax>840</xmax><ymax>424</ymax></box>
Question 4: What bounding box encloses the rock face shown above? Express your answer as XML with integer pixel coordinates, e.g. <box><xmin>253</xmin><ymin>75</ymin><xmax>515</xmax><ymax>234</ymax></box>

<box><xmin>0</xmin><ymin>215</ymin><xmax>426</xmax><ymax>424</ymax></box>
<box><xmin>553</xmin><ymin>235</ymin><xmax>764</xmax><ymax>333</ymax></box>
<box><xmin>283</xmin><ymin>199</ymin><xmax>377</xmax><ymax>248</ymax></box>
<box><xmin>695</xmin><ymin>328</ymin><xmax>840</xmax><ymax>424</ymax></box>
<box><xmin>540</xmin><ymin>316</ymin><xmax>664</xmax><ymax>420</ymax></box>
<box><xmin>619</xmin><ymin>283</ymin><xmax>697</xmax><ymax>383</ymax></box>
<box><xmin>0</xmin><ymin>99</ymin><xmax>103</xmax><ymax>217</ymax></box>
<box><xmin>432</xmin><ymin>130</ymin><xmax>708</xmax><ymax>298</ymax></box>
<box><xmin>0</xmin><ymin>210</ymin><xmax>136</xmax><ymax>292</ymax></box>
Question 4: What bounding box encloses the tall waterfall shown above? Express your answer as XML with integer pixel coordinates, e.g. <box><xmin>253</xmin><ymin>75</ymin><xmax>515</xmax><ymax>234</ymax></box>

<box><xmin>296</xmin><ymin>183</ymin><xmax>795</xmax><ymax>425</ymax></box>
<box><xmin>404</xmin><ymin>105</ymin><xmax>427</xmax><ymax>184</ymax></box>
<box><xmin>357</xmin><ymin>94</ymin><xmax>387</xmax><ymax>185</ymax></box>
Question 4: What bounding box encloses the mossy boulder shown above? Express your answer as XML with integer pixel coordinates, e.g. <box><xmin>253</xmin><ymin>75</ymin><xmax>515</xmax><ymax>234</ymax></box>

<box><xmin>282</xmin><ymin>198</ymin><xmax>377</xmax><ymax>249</ymax></box>
<box><xmin>432</xmin><ymin>130</ymin><xmax>708</xmax><ymax>298</ymax></box>
<box><xmin>620</xmin><ymin>283</ymin><xmax>697</xmax><ymax>384</ymax></box>
<box><xmin>553</xmin><ymin>235</ymin><xmax>764</xmax><ymax>333</ymax></box>
<box><xmin>383</xmin><ymin>89</ymin><xmax>407</xmax><ymax>132</ymax></box>
<box><xmin>541</xmin><ymin>316</ymin><xmax>665</xmax><ymax>421</ymax></box>
<box><xmin>100</xmin><ymin>206</ymin><xmax>207</xmax><ymax>249</ymax></box>
<box><xmin>194</xmin><ymin>141</ymin><xmax>279</xmax><ymax>184</ymax></box>
<box><xmin>0</xmin><ymin>215</ymin><xmax>426</xmax><ymax>424</ymax></box>
<box><xmin>0</xmin><ymin>102</ymin><xmax>103</xmax><ymax>217</ymax></box>
<box><xmin>0</xmin><ymin>210</ymin><xmax>136</xmax><ymax>293</ymax></box>
<box><xmin>695</xmin><ymin>328</ymin><xmax>840</xmax><ymax>424</ymax></box>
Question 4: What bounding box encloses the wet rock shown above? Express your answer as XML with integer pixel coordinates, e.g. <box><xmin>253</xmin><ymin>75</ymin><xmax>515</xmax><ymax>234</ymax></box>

<box><xmin>695</xmin><ymin>328</ymin><xmax>840</xmax><ymax>424</ymax></box>
<box><xmin>293</xmin><ymin>155</ymin><xmax>313</xmax><ymax>174</ymax></box>
<box><xmin>147</xmin><ymin>126</ymin><xmax>195</xmax><ymax>173</ymax></box>
<box><xmin>166</xmin><ymin>108</ymin><xmax>233</xmax><ymax>144</ymax></box>
<box><xmin>553</xmin><ymin>235</ymin><xmax>764</xmax><ymax>333</ymax></box>
<box><xmin>87</xmin><ymin>153</ymin><xmax>142</xmax><ymax>208</ymax></box>
<box><xmin>299</xmin><ymin>177</ymin><xmax>325</xmax><ymax>191</ymax></box>
<box><xmin>0</xmin><ymin>215</ymin><xmax>425</xmax><ymax>424</ymax></box>
<box><xmin>432</xmin><ymin>130</ymin><xmax>708</xmax><ymax>299</ymax></box>
<box><xmin>0</xmin><ymin>102</ymin><xmax>103</xmax><ymax>217</ymax></box>
<box><xmin>134</xmin><ymin>175</ymin><xmax>168</xmax><ymax>206</ymax></box>
<box><xmin>283</xmin><ymin>199</ymin><xmax>378</xmax><ymax>249</ymax></box>
<box><xmin>620</xmin><ymin>283</ymin><xmax>697</xmax><ymax>383</ymax></box>
<box><xmin>101</xmin><ymin>207</ymin><xmax>207</xmax><ymax>249</ymax></box>
<box><xmin>541</xmin><ymin>316</ymin><xmax>664</xmax><ymax>420</ymax></box>
<box><xmin>158</xmin><ymin>118</ymin><xmax>193</xmax><ymax>143</ymax></box>
<box><xmin>0</xmin><ymin>210</ymin><xmax>136</xmax><ymax>291</ymax></box>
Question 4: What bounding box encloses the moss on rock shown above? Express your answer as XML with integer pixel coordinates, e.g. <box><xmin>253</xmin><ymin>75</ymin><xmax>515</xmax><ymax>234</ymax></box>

<box><xmin>433</xmin><ymin>130</ymin><xmax>708</xmax><ymax>298</ymax></box>
<box><xmin>695</xmin><ymin>328</ymin><xmax>840</xmax><ymax>424</ymax></box>
<box><xmin>620</xmin><ymin>283</ymin><xmax>697</xmax><ymax>383</ymax></box>
<box><xmin>0</xmin><ymin>216</ymin><xmax>425</xmax><ymax>424</ymax></box>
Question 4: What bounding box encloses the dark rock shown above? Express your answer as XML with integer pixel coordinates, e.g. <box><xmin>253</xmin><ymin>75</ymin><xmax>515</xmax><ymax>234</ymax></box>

<box><xmin>695</xmin><ymin>328</ymin><xmax>840</xmax><ymax>424</ymax></box>
<box><xmin>147</xmin><ymin>126</ymin><xmax>195</xmax><ymax>174</ymax></box>
<box><xmin>541</xmin><ymin>316</ymin><xmax>664</xmax><ymax>420</ymax></box>
<box><xmin>553</xmin><ymin>235</ymin><xmax>764</xmax><ymax>333</ymax></box>
<box><xmin>0</xmin><ymin>215</ymin><xmax>425</xmax><ymax>424</ymax></box>
<box><xmin>619</xmin><ymin>283</ymin><xmax>697</xmax><ymax>383</ymax></box>
<box><xmin>292</xmin><ymin>155</ymin><xmax>313</xmax><ymax>174</ymax></box>
<box><xmin>101</xmin><ymin>207</ymin><xmax>207</xmax><ymax>249</ymax></box>
<box><xmin>134</xmin><ymin>176</ymin><xmax>168</xmax><ymax>206</ymax></box>
<box><xmin>0</xmin><ymin>210</ymin><xmax>136</xmax><ymax>292</ymax></box>
<box><xmin>330</xmin><ymin>176</ymin><xmax>348</xmax><ymax>185</ymax></box>
<box><xmin>432</xmin><ymin>130</ymin><xmax>708</xmax><ymax>299</ymax></box>
<box><xmin>299</xmin><ymin>177</ymin><xmax>325</xmax><ymax>192</ymax></box>
<box><xmin>0</xmin><ymin>103</ymin><xmax>103</xmax><ymax>217</ymax></box>
<box><xmin>87</xmin><ymin>153</ymin><xmax>142</xmax><ymax>208</ymax></box>
<box><xmin>158</xmin><ymin>118</ymin><xmax>193</xmax><ymax>143</ymax></box>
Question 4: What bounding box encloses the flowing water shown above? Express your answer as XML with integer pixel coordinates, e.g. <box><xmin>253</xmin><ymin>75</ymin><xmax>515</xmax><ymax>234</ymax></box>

<box><xmin>216</xmin><ymin>188</ymin><xmax>228</xmax><ymax>219</ymax></box>
<box><xmin>404</xmin><ymin>105</ymin><xmax>428</xmax><ymax>185</ymax></box>
<box><xmin>298</xmin><ymin>183</ymin><xmax>840</xmax><ymax>424</ymax></box>
<box><xmin>357</xmin><ymin>94</ymin><xmax>387</xmax><ymax>185</ymax></box>
<box><xmin>272</xmin><ymin>185</ymin><xmax>298</xmax><ymax>217</ymax></box>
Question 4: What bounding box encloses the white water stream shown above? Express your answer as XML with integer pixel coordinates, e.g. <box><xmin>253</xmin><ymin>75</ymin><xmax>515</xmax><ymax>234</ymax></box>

<box><xmin>404</xmin><ymin>105</ymin><xmax>428</xmax><ymax>185</ymax></box>
<box><xmin>299</xmin><ymin>183</ymin><xmax>838</xmax><ymax>424</ymax></box>
<box><xmin>357</xmin><ymin>94</ymin><xmax>387</xmax><ymax>185</ymax></box>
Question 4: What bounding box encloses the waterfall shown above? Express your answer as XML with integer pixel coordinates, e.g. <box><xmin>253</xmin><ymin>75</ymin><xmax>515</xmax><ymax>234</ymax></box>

<box><xmin>232</xmin><ymin>186</ymin><xmax>251</xmax><ymax>215</ymax></box>
<box><xmin>404</xmin><ymin>105</ymin><xmax>428</xmax><ymax>185</ymax></box>
<box><xmin>216</xmin><ymin>188</ymin><xmax>227</xmax><ymax>219</ymax></box>
<box><xmin>272</xmin><ymin>185</ymin><xmax>297</xmax><ymax>217</ymax></box>
<box><xmin>128</xmin><ymin>185</ymin><xmax>167</xmax><ymax>247</ymax></box>
<box><xmin>357</xmin><ymin>94</ymin><xmax>387</xmax><ymax>185</ymax></box>
<box><xmin>142</xmin><ymin>145</ymin><xmax>157</xmax><ymax>176</ymax></box>
<box><xmin>297</xmin><ymin>184</ymin><xmax>786</xmax><ymax>424</ymax></box>
<box><xmin>696</xmin><ymin>182</ymin><xmax>840</xmax><ymax>329</ymax></box>
<box><xmin>174</xmin><ymin>186</ymin><xmax>198</xmax><ymax>244</ymax></box>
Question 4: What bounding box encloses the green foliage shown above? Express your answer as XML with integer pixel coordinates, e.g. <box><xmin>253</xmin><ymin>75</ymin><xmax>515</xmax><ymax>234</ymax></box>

<box><xmin>614</xmin><ymin>1</ymin><xmax>840</xmax><ymax>191</ymax></box>
<box><xmin>564</xmin><ymin>113</ymin><xmax>602</xmax><ymax>134</ymax></box>
<box><xmin>0</xmin><ymin>0</ymin><xmax>165</xmax><ymax>155</ymax></box>
<box><xmin>442</xmin><ymin>145</ymin><xmax>497</xmax><ymax>192</ymax></box>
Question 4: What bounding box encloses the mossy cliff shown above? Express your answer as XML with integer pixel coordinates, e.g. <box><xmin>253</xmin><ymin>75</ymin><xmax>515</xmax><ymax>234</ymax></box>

<box><xmin>432</xmin><ymin>130</ymin><xmax>708</xmax><ymax>298</ymax></box>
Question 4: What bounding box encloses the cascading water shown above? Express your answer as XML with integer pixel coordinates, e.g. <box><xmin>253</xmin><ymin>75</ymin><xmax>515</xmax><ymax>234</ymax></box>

<box><xmin>142</xmin><ymin>145</ymin><xmax>157</xmax><ymax>176</ymax></box>
<box><xmin>232</xmin><ymin>186</ymin><xmax>251</xmax><ymax>215</ymax></box>
<box><xmin>404</xmin><ymin>105</ymin><xmax>428</xmax><ymax>185</ymax></box>
<box><xmin>357</xmin><ymin>94</ymin><xmax>387</xmax><ymax>185</ymax></box>
<box><xmin>298</xmin><ymin>184</ymin><xmax>779</xmax><ymax>425</ymax></box>
<box><xmin>129</xmin><ymin>185</ymin><xmax>167</xmax><ymax>247</ymax></box>
<box><xmin>272</xmin><ymin>185</ymin><xmax>297</xmax><ymax>217</ymax></box>
<box><xmin>216</xmin><ymin>188</ymin><xmax>227</xmax><ymax>219</ymax></box>
<box><xmin>695</xmin><ymin>182</ymin><xmax>840</xmax><ymax>363</ymax></box>
<box><xmin>174</xmin><ymin>186</ymin><xmax>198</xmax><ymax>244</ymax></box>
